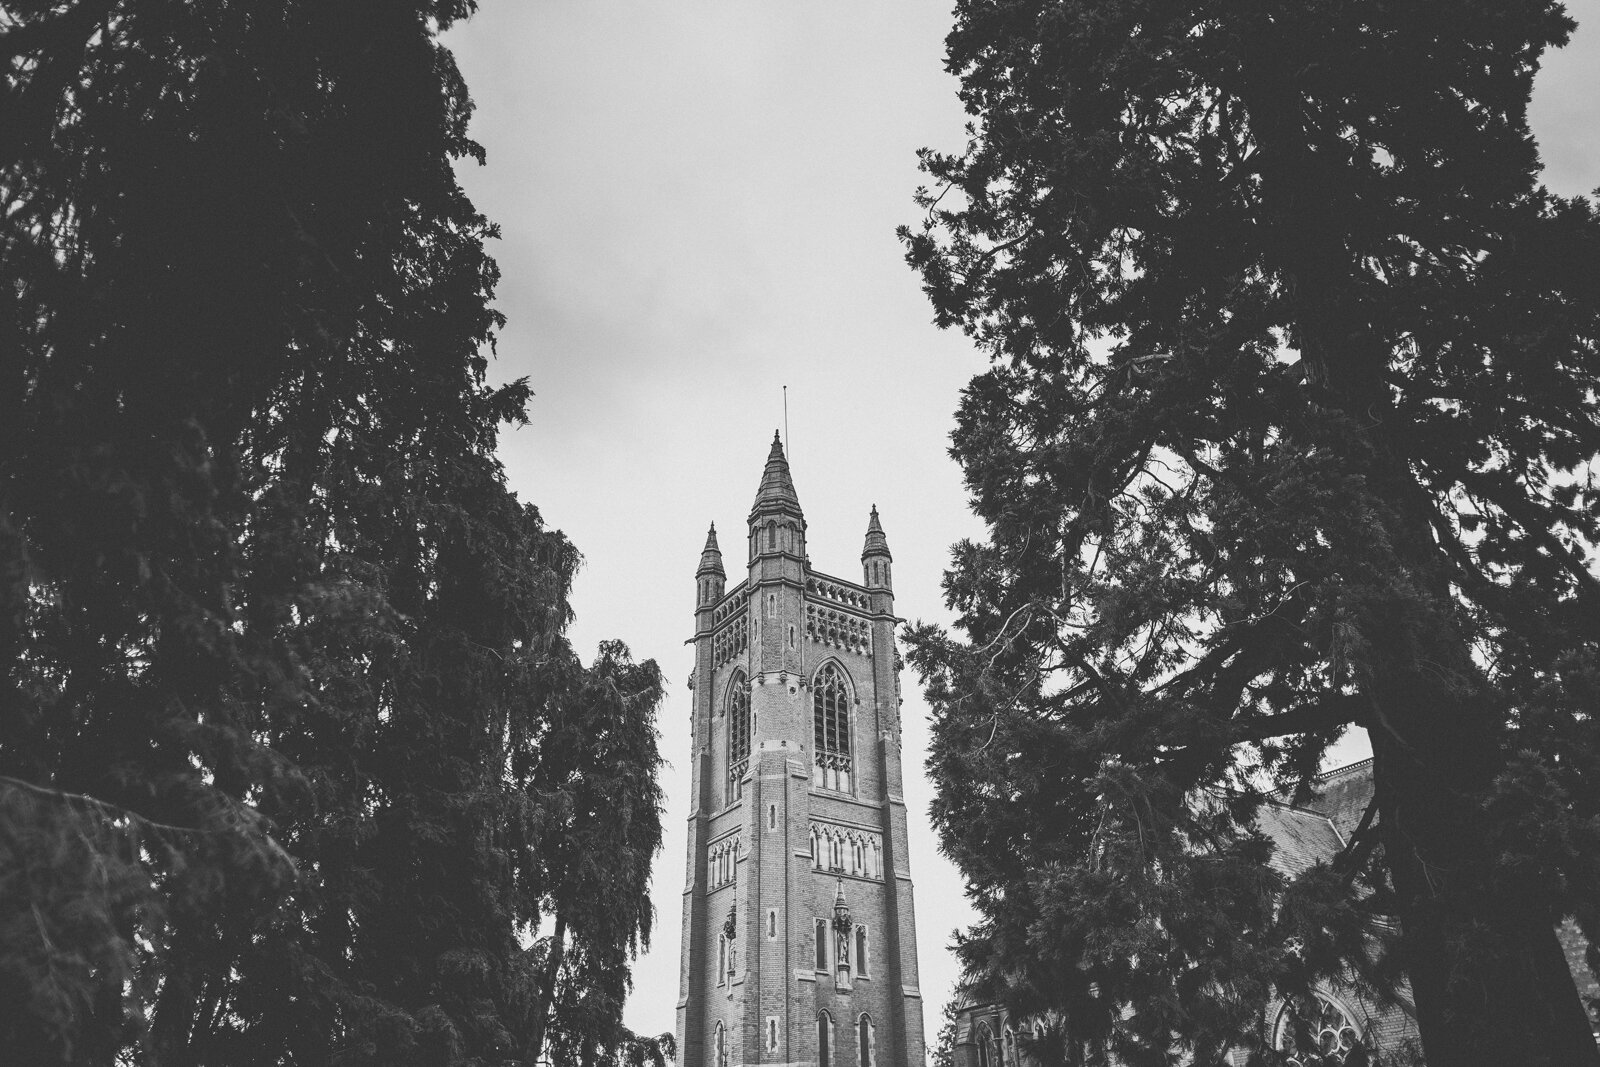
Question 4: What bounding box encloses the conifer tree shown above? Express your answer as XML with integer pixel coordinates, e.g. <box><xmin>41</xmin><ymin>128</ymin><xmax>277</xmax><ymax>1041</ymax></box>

<box><xmin>1</xmin><ymin>3</ymin><xmax>666</xmax><ymax>1064</ymax></box>
<box><xmin>902</xmin><ymin>1</ymin><xmax>1600</xmax><ymax>1064</ymax></box>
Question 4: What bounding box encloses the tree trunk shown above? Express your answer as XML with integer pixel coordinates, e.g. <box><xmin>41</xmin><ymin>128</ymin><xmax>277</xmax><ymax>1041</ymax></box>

<box><xmin>1312</xmin><ymin>329</ymin><xmax>1600</xmax><ymax>1066</ymax></box>
<box><xmin>528</xmin><ymin>911</ymin><xmax>566</xmax><ymax>1066</ymax></box>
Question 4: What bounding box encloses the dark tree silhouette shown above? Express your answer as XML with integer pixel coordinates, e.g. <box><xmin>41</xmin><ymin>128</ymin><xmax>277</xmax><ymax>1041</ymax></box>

<box><xmin>1</xmin><ymin>3</ymin><xmax>665</xmax><ymax>1065</ymax></box>
<box><xmin>902</xmin><ymin>1</ymin><xmax>1600</xmax><ymax>1064</ymax></box>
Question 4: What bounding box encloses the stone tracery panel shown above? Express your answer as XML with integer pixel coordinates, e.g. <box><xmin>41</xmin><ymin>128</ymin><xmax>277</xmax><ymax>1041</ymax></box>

<box><xmin>709</xmin><ymin>833</ymin><xmax>740</xmax><ymax>889</ymax></box>
<box><xmin>808</xmin><ymin>820</ymin><xmax>883</xmax><ymax>880</ymax></box>
<box><xmin>805</xmin><ymin>604</ymin><xmax>871</xmax><ymax>656</ymax></box>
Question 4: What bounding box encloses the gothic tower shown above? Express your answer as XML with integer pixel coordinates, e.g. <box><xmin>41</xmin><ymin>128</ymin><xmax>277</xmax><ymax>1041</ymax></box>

<box><xmin>677</xmin><ymin>434</ymin><xmax>926</xmax><ymax>1067</ymax></box>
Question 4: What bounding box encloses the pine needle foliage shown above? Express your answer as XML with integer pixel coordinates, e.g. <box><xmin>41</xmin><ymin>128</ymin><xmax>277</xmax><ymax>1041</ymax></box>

<box><xmin>1</xmin><ymin>3</ymin><xmax>666</xmax><ymax>1065</ymax></box>
<box><xmin>901</xmin><ymin>2</ymin><xmax>1600</xmax><ymax>1064</ymax></box>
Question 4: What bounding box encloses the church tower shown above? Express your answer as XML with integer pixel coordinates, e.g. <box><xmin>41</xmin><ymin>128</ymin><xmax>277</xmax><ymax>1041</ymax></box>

<box><xmin>677</xmin><ymin>434</ymin><xmax>926</xmax><ymax>1067</ymax></box>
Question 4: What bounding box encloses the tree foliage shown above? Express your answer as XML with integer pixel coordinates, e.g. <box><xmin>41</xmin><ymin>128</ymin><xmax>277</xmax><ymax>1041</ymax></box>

<box><xmin>902</xmin><ymin>1</ymin><xmax>1600</xmax><ymax>1064</ymax></box>
<box><xmin>1</xmin><ymin>2</ymin><xmax>665</xmax><ymax>1065</ymax></box>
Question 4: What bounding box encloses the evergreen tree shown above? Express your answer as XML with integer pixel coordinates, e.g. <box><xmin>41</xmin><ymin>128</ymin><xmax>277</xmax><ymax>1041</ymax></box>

<box><xmin>527</xmin><ymin>641</ymin><xmax>666</xmax><ymax>1067</ymax></box>
<box><xmin>1</xmin><ymin>3</ymin><xmax>666</xmax><ymax>1064</ymax></box>
<box><xmin>901</xmin><ymin>1</ymin><xmax>1600</xmax><ymax>1064</ymax></box>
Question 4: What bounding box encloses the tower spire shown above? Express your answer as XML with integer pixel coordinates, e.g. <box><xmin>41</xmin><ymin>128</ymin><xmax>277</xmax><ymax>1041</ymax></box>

<box><xmin>749</xmin><ymin>429</ymin><xmax>801</xmax><ymax>516</ymax></box>
<box><xmin>695</xmin><ymin>522</ymin><xmax>725</xmax><ymax>609</ymax></box>
<box><xmin>697</xmin><ymin>523</ymin><xmax>724</xmax><ymax>578</ymax></box>
<box><xmin>862</xmin><ymin>505</ymin><xmax>893</xmax><ymax>590</ymax></box>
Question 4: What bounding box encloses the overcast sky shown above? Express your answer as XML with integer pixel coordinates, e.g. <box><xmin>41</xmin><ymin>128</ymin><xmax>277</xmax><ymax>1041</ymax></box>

<box><xmin>444</xmin><ymin>2</ymin><xmax>1600</xmax><ymax>1047</ymax></box>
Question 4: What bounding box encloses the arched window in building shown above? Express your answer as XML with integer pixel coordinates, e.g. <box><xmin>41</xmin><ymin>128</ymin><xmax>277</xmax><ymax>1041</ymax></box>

<box><xmin>715</xmin><ymin>1022</ymin><xmax>728</xmax><ymax>1067</ymax></box>
<box><xmin>1273</xmin><ymin>993</ymin><xmax>1367</xmax><ymax>1066</ymax></box>
<box><xmin>855</xmin><ymin>925</ymin><xmax>869</xmax><ymax>977</ymax></box>
<box><xmin>977</xmin><ymin>1024</ymin><xmax>992</xmax><ymax>1067</ymax></box>
<box><xmin>858</xmin><ymin>1015</ymin><xmax>876</xmax><ymax>1067</ymax></box>
<box><xmin>817</xmin><ymin>1011</ymin><xmax>834</xmax><ymax>1067</ymax></box>
<box><xmin>726</xmin><ymin>673</ymin><xmax>750</xmax><ymax>804</ymax></box>
<box><xmin>812</xmin><ymin>662</ymin><xmax>852</xmax><ymax>792</ymax></box>
<box><xmin>814</xmin><ymin>918</ymin><xmax>829</xmax><ymax>972</ymax></box>
<box><xmin>1004</xmin><ymin>1026</ymin><xmax>1017</xmax><ymax>1066</ymax></box>
<box><xmin>767</xmin><ymin>520</ymin><xmax>777</xmax><ymax>550</ymax></box>
<box><xmin>716</xmin><ymin>934</ymin><xmax>728</xmax><ymax>986</ymax></box>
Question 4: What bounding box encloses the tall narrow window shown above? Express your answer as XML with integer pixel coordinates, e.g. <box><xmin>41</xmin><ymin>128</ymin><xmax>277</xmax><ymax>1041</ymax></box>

<box><xmin>977</xmin><ymin>1025</ymin><xmax>992</xmax><ymax>1067</ymax></box>
<box><xmin>859</xmin><ymin>1015</ymin><xmax>875</xmax><ymax>1067</ymax></box>
<box><xmin>817</xmin><ymin>1012</ymin><xmax>833</xmax><ymax>1067</ymax></box>
<box><xmin>727</xmin><ymin>673</ymin><xmax>750</xmax><ymax>804</ymax></box>
<box><xmin>715</xmin><ymin>1023</ymin><xmax>728</xmax><ymax>1067</ymax></box>
<box><xmin>855</xmin><ymin>925</ymin><xmax>869</xmax><ymax>977</ymax></box>
<box><xmin>814</xmin><ymin>918</ymin><xmax>828</xmax><ymax>971</ymax></box>
<box><xmin>812</xmin><ymin>663</ymin><xmax>852</xmax><ymax>792</ymax></box>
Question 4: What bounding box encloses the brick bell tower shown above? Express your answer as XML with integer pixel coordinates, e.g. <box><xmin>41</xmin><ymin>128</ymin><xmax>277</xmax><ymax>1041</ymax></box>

<box><xmin>677</xmin><ymin>433</ymin><xmax>926</xmax><ymax>1067</ymax></box>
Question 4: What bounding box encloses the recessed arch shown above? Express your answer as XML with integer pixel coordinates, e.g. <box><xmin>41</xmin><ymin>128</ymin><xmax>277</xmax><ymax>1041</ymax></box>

<box><xmin>817</xmin><ymin>1010</ymin><xmax>835</xmax><ymax>1067</ymax></box>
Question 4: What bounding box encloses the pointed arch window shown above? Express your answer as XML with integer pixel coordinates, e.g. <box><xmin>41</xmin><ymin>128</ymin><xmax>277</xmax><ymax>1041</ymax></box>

<box><xmin>1273</xmin><ymin>993</ymin><xmax>1367</xmax><ymax>1065</ymax></box>
<box><xmin>817</xmin><ymin>1011</ymin><xmax>834</xmax><ymax>1067</ymax></box>
<box><xmin>977</xmin><ymin>1024</ymin><xmax>993</xmax><ymax>1067</ymax></box>
<box><xmin>812</xmin><ymin>662</ymin><xmax>852</xmax><ymax>792</ymax></box>
<box><xmin>715</xmin><ymin>1022</ymin><xmax>728</xmax><ymax>1067</ymax></box>
<box><xmin>727</xmin><ymin>673</ymin><xmax>750</xmax><ymax>803</ymax></box>
<box><xmin>858</xmin><ymin>1015</ymin><xmax>876</xmax><ymax>1067</ymax></box>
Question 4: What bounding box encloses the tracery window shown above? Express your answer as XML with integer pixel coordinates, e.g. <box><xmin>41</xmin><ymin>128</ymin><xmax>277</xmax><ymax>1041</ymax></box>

<box><xmin>1273</xmin><ymin>994</ymin><xmax>1367</xmax><ymax>1066</ymax></box>
<box><xmin>727</xmin><ymin>673</ymin><xmax>750</xmax><ymax>803</ymax></box>
<box><xmin>977</xmin><ymin>1024</ymin><xmax>992</xmax><ymax>1067</ymax></box>
<box><xmin>812</xmin><ymin>662</ymin><xmax>852</xmax><ymax>791</ymax></box>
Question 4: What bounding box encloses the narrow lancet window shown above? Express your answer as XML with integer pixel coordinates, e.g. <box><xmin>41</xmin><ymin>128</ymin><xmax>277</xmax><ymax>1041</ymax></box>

<box><xmin>812</xmin><ymin>662</ymin><xmax>852</xmax><ymax>791</ymax></box>
<box><xmin>727</xmin><ymin>673</ymin><xmax>750</xmax><ymax>803</ymax></box>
